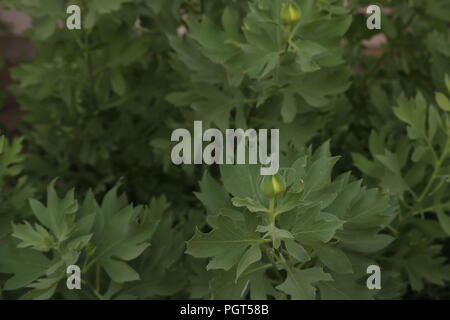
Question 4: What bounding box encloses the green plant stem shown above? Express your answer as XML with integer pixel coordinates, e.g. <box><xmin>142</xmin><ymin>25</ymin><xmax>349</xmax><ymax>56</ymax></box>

<box><xmin>80</xmin><ymin>26</ymin><xmax>97</xmax><ymax>110</ymax></box>
<box><xmin>200</xmin><ymin>0</ymin><xmax>205</xmax><ymax>13</ymax></box>
<box><xmin>417</xmin><ymin>141</ymin><xmax>450</xmax><ymax>205</ymax></box>
<box><xmin>264</xmin><ymin>245</ymin><xmax>283</xmax><ymax>282</ymax></box>
<box><xmin>241</xmin><ymin>263</ymin><xmax>272</xmax><ymax>278</ymax></box>
<box><xmin>96</xmin><ymin>264</ymin><xmax>101</xmax><ymax>292</ymax></box>
<box><xmin>268</xmin><ymin>197</ymin><xmax>276</xmax><ymax>225</ymax></box>
<box><xmin>386</xmin><ymin>225</ymin><xmax>399</xmax><ymax>236</ymax></box>
<box><xmin>411</xmin><ymin>203</ymin><xmax>450</xmax><ymax>216</ymax></box>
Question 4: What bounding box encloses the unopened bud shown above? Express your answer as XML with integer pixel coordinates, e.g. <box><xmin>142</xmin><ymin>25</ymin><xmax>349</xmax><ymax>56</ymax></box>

<box><xmin>260</xmin><ymin>174</ymin><xmax>287</xmax><ymax>198</ymax></box>
<box><xmin>280</xmin><ymin>3</ymin><xmax>301</xmax><ymax>25</ymax></box>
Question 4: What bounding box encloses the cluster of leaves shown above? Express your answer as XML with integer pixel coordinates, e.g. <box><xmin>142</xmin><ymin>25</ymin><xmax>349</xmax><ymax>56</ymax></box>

<box><xmin>168</xmin><ymin>0</ymin><xmax>351</xmax><ymax>150</ymax></box>
<box><xmin>328</xmin><ymin>0</ymin><xmax>450</xmax><ymax>299</ymax></box>
<box><xmin>189</xmin><ymin>142</ymin><xmax>398</xmax><ymax>299</ymax></box>
<box><xmin>0</xmin><ymin>0</ymin><xmax>450</xmax><ymax>300</ymax></box>
<box><xmin>353</xmin><ymin>78</ymin><xmax>450</xmax><ymax>298</ymax></box>
<box><xmin>337</xmin><ymin>0</ymin><xmax>450</xmax><ymax>164</ymax></box>
<box><xmin>0</xmin><ymin>18</ymin><xmax>10</xmax><ymax>126</ymax></box>
<box><xmin>0</xmin><ymin>136</ymin><xmax>35</xmax><ymax>238</ymax></box>
<box><xmin>0</xmin><ymin>173</ymin><xmax>189</xmax><ymax>299</ymax></box>
<box><xmin>3</xmin><ymin>0</ymin><xmax>190</xmax><ymax>202</ymax></box>
<box><xmin>0</xmin><ymin>59</ymin><xmax>4</xmax><ymax>109</ymax></box>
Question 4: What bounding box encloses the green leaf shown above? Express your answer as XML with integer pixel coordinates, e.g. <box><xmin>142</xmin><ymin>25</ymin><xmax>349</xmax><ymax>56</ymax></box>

<box><xmin>294</xmin><ymin>40</ymin><xmax>327</xmax><ymax>73</ymax></box>
<box><xmin>276</xmin><ymin>267</ymin><xmax>332</xmax><ymax>300</ymax></box>
<box><xmin>236</xmin><ymin>245</ymin><xmax>262</xmax><ymax>280</ymax></box>
<box><xmin>129</xmin><ymin>213</ymin><xmax>187</xmax><ymax>298</ymax></box>
<box><xmin>404</xmin><ymin>246</ymin><xmax>450</xmax><ymax>291</ymax></box>
<box><xmin>435</xmin><ymin>92</ymin><xmax>450</xmax><ymax>111</ymax></box>
<box><xmin>290</xmin><ymin>206</ymin><xmax>344</xmax><ymax>244</ymax></box>
<box><xmin>146</xmin><ymin>0</ymin><xmax>163</xmax><ymax>13</ymax></box>
<box><xmin>0</xmin><ymin>136</ymin><xmax>25</xmax><ymax>178</ymax></box>
<box><xmin>375</xmin><ymin>151</ymin><xmax>402</xmax><ymax>174</ymax></box>
<box><xmin>187</xmin><ymin>16</ymin><xmax>240</xmax><ymax>65</ymax></box>
<box><xmin>119</xmin><ymin>39</ymin><xmax>150</xmax><ymax>66</ymax></box>
<box><xmin>90</xmin><ymin>0</ymin><xmax>132</xmax><ymax>14</ymax></box>
<box><xmin>368</xmin><ymin>130</ymin><xmax>386</xmax><ymax>156</ymax></box>
<box><xmin>445</xmin><ymin>74</ymin><xmax>450</xmax><ymax>93</ymax></box>
<box><xmin>222</xmin><ymin>8</ymin><xmax>243</xmax><ymax>41</ymax></box>
<box><xmin>281</xmin><ymin>92</ymin><xmax>297</xmax><ymax>123</ymax></box>
<box><xmin>300</xmin><ymin>15</ymin><xmax>352</xmax><ymax>40</ymax></box>
<box><xmin>256</xmin><ymin>224</ymin><xmax>293</xmax><ymax>249</ymax></box>
<box><xmin>318</xmin><ymin>274</ymin><xmax>374</xmax><ymax>300</ymax></box>
<box><xmin>276</xmin><ymin>192</ymin><xmax>308</xmax><ymax>215</ymax></box>
<box><xmin>102</xmin><ymin>260</ymin><xmax>140</xmax><ymax>283</ymax></box>
<box><xmin>284</xmin><ymin>239</ymin><xmax>310</xmax><ymax>262</ymax></box>
<box><xmin>352</xmin><ymin>153</ymin><xmax>381</xmax><ymax>178</ymax></box>
<box><xmin>186</xmin><ymin>215</ymin><xmax>261</xmax><ymax>271</ymax></box>
<box><xmin>0</xmin><ymin>243</ymin><xmax>53</xmax><ymax>291</ymax></box>
<box><xmin>336</xmin><ymin>231</ymin><xmax>394</xmax><ymax>253</ymax></box>
<box><xmin>303</xmin><ymin>154</ymin><xmax>340</xmax><ymax>194</ymax></box>
<box><xmin>12</xmin><ymin>222</ymin><xmax>55</xmax><ymax>252</ymax></box>
<box><xmin>195</xmin><ymin>172</ymin><xmax>230</xmax><ymax>226</ymax></box>
<box><xmin>90</xmin><ymin>193</ymin><xmax>165</xmax><ymax>283</ymax></box>
<box><xmin>412</xmin><ymin>146</ymin><xmax>428</xmax><ymax>162</ymax></box>
<box><xmin>314</xmin><ymin>245</ymin><xmax>353</xmax><ymax>274</ymax></box>
<box><xmin>231</xmin><ymin>197</ymin><xmax>267</xmax><ymax>213</ymax></box>
<box><xmin>436</xmin><ymin>210</ymin><xmax>450</xmax><ymax>236</ymax></box>
<box><xmin>111</xmin><ymin>69</ymin><xmax>126</xmax><ymax>96</ymax></box>
<box><xmin>220</xmin><ymin>163</ymin><xmax>261</xmax><ymax>199</ymax></box>
<box><xmin>210</xmin><ymin>264</ymin><xmax>274</xmax><ymax>300</ymax></box>
<box><xmin>28</xmin><ymin>181</ymin><xmax>77</xmax><ymax>242</ymax></box>
<box><xmin>33</xmin><ymin>18</ymin><xmax>57</xmax><ymax>41</ymax></box>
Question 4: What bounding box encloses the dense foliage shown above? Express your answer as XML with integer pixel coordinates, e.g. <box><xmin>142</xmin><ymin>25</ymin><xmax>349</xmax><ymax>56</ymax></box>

<box><xmin>0</xmin><ymin>0</ymin><xmax>449</xmax><ymax>299</ymax></box>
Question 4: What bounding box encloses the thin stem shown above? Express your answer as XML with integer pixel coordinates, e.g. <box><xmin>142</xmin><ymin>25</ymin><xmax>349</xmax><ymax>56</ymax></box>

<box><xmin>411</xmin><ymin>203</ymin><xmax>450</xmax><ymax>216</ymax></box>
<box><xmin>264</xmin><ymin>245</ymin><xmax>283</xmax><ymax>282</ymax></box>
<box><xmin>268</xmin><ymin>197</ymin><xmax>276</xmax><ymax>225</ymax></box>
<box><xmin>417</xmin><ymin>140</ymin><xmax>450</xmax><ymax>204</ymax></box>
<box><xmin>96</xmin><ymin>264</ymin><xmax>101</xmax><ymax>292</ymax></box>
<box><xmin>241</xmin><ymin>263</ymin><xmax>272</xmax><ymax>278</ymax></box>
<box><xmin>80</xmin><ymin>25</ymin><xmax>97</xmax><ymax>110</ymax></box>
<box><xmin>81</xmin><ymin>279</ymin><xmax>104</xmax><ymax>300</ymax></box>
<box><xmin>386</xmin><ymin>225</ymin><xmax>399</xmax><ymax>236</ymax></box>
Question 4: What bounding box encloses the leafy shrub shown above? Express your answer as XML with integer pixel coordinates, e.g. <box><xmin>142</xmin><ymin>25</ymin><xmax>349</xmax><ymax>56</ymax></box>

<box><xmin>0</xmin><ymin>59</ymin><xmax>4</xmax><ymax>109</ymax></box>
<box><xmin>0</xmin><ymin>0</ymin><xmax>449</xmax><ymax>299</ymax></box>
<box><xmin>0</xmin><ymin>178</ymin><xmax>189</xmax><ymax>300</ymax></box>
<box><xmin>353</xmin><ymin>81</ymin><xmax>450</xmax><ymax>297</ymax></box>
<box><xmin>189</xmin><ymin>142</ymin><xmax>398</xmax><ymax>299</ymax></box>
<box><xmin>0</xmin><ymin>136</ymin><xmax>35</xmax><ymax>239</ymax></box>
<box><xmin>4</xmin><ymin>0</ymin><xmax>188</xmax><ymax>202</ymax></box>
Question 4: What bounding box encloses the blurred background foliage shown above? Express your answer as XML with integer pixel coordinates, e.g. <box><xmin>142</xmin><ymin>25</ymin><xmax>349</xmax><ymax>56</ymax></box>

<box><xmin>0</xmin><ymin>0</ymin><xmax>449</xmax><ymax>300</ymax></box>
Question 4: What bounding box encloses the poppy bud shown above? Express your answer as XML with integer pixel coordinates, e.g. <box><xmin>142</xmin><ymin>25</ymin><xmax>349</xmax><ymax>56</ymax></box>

<box><xmin>280</xmin><ymin>3</ymin><xmax>301</xmax><ymax>25</ymax></box>
<box><xmin>260</xmin><ymin>174</ymin><xmax>287</xmax><ymax>198</ymax></box>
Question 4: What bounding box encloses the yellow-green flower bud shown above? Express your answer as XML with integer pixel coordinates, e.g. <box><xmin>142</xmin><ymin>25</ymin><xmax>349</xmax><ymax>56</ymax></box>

<box><xmin>260</xmin><ymin>174</ymin><xmax>287</xmax><ymax>198</ymax></box>
<box><xmin>280</xmin><ymin>3</ymin><xmax>301</xmax><ymax>25</ymax></box>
